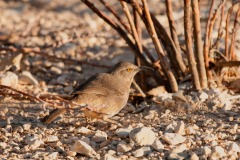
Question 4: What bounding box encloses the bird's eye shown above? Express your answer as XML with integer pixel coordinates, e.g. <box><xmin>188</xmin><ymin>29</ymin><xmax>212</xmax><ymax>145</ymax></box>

<box><xmin>126</xmin><ymin>68</ymin><xmax>133</xmax><ymax>72</ymax></box>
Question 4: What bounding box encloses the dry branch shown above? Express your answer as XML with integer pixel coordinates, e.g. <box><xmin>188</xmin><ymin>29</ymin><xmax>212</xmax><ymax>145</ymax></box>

<box><xmin>81</xmin><ymin>0</ymin><xmax>151</xmax><ymax>66</ymax></box>
<box><xmin>192</xmin><ymin>0</ymin><xmax>208</xmax><ymax>88</ymax></box>
<box><xmin>140</xmin><ymin>0</ymin><xmax>178</xmax><ymax>92</ymax></box>
<box><xmin>184</xmin><ymin>0</ymin><xmax>201</xmax><ymax>90</ymax></box>
<box><xmin>165</xmin><ymin>0</ymin><xmax>187</xmax><ymax>74</ymax></box>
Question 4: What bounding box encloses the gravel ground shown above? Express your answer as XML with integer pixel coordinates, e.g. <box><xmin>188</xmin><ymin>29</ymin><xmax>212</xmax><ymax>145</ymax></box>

<box><xmin>0</xmin><ymin>0</ymin><xmax>239</xmax><ymax>159</ymax></box>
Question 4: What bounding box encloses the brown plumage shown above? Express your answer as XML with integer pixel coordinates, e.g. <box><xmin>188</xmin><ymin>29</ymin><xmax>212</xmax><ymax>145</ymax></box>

<box><xmin>41</xmin><ymin>62</ymin><xmax>141</xmax><ymax>124</ymax></box>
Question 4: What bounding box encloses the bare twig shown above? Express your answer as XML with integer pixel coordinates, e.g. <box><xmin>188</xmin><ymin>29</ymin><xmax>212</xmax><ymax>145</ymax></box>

<box><xmin>165</xmin><ymin>0</ymin><xmax>187</xmax><ymax>74</ymax></box>
<box><xmin>99</xmin><ymin>0</ymin><xmax>155</xmax><ymax>63</ymax></box>
<box><xmin>225</xmin><ymin>1</ymin><xmax>239</xmax><ymax>60</ymax></box>
<box><xmin>81</xmin><ymin>0</ymin><xmax>151</xmax><ymax>66</ymax></box>
<box><xmin>192</xmin><ymin>0</ymin><xmax>208</xmax><ymax>88</ymax></box>
<box><xmin>229</xmin><ymin>5</ymin><xmax>240</xmax><ymax>60</ymax></box>
<box><xmin>184</xmin><ymin>0</ymin><xmax>201</xmax><ymax>90</ymax></box>
<box><xmin>140</xmin><ymin>0</ymin><xmax>178</xmax><ymax>92</ymax></box>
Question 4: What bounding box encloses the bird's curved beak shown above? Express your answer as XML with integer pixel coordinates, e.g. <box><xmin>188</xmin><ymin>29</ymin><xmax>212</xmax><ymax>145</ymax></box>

<box><xmin>139</xmin><ymin>66</ymin><xmax>154</xmax><ymax>72</ymax></box>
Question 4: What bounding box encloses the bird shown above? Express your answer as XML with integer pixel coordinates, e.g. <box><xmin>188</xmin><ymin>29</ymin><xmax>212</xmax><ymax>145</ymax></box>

<box><xmin>41</xmin><ymin>62</ymin><xmax>145</xmax><ymax>124</ymax></box>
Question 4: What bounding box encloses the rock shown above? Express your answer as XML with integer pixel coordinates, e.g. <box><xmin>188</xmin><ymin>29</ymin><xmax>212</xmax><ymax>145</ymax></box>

<box><xmin>186</xmin><ymin>125</ymin><xmax>199</xmax><ymax>135</ymax></box>
<box><xmin>198</xmin><ymin>91</ymin><xmax>208</xmax><ymax>102</ymax></box>
<box><xmin>151</xmin><ymin>139</ymin><xmax>164</xmax><ymax>151</ymax></box>
<box><xmin>200</xmin><ymin>146</ymin><xmax>211</xmax><ymax>156</ymax></box>
<box><xmin>190</xmin><ymin>152</ymin><xmax>199</xmax><ymax>160</ymax></box>
<box><xmin>75</xmin><ymin>127</ymin><xmax>91</xmax><ymax>134</ymax></box>
<box><xmin>46</xmin><ymin>152</ymin><xmax>58</xmax><ymax>160</ymax></box>
<box><xmin>0</xmin><ymin>71</ymin><xmax>18</xmax><ymax>89</ymax></box>
<box><xmin>222</xmin><ymin>100</ymin><xmax>232</xmax><ymax>111</ymax></box>
<box><xmin>172</xmin><ymin>91</ymin><xmax>187</xmax><ymax>102</ymax></box>
<box><xmin>0</xmin><ymin>142</ymin><xmax>7</xmax><ymax>149</ymax></box>
<box><xmin>66</xmin><ymin>150</ymin><xmax>76</xmax><ymax>157</ymax></box>
<box><xmin>132</xmin><ymin>146</ymin><xmax>152</xmax><ymax>157</ymax></box>
<box><xmin>168</xmin><ymin>144</ymin><xmax>188</xmax><ymax>159</ymax></box>
<box><xmin>161</xmin><ymin>133</ymin><xmax>186</xmax><ymax>145</ymax></box>
<box><xmin>18</xmin><ymin>71</ymin><xmax>38</xmax><ymax>85</ymax></box>
<box><xmin>71</xmin><ymin>140</ymin><xmax>98</xmax><ymax>158</ymax></box>
<box><xmin>45</xmin><ymin>135</ymin><xmax>59</xmax><ymax>142</ymax></box>
<box><xmin>92</xmin><ymin>130</ymin><xmax>108</xmax><ymax>143</ymax></box>
<box><xmin>104</xmin><ymin>154</ymin><xmax>118</xmax><ymax>160</ymax></box>
<box><xmin>147</xmin><ymin>86</ymin><xmax>167</xmax><ymax>97</ymax></box>
<box><xmin>117</xmin><ymin>142</ymin><xmax>132</xmax><ymax>153</ymax></box>
<box><xmin>29</xmin><ymin>139</ymin><xmax>44</xmax><ymax>150</ymax></box>
<box><xmin>22</xmin><ymin>123</ymin><xmax>31</xmax><ymax>131</ymax></box>
<box><xmin>163</xmin><ymin>98</ymin><xmax>175</xmax><ymax>107</ymax></box>
<box><xmin>129</xmin><ymin>127</ymin><xmax>156</xmax><ymax>146</ymax></box>
<box><xmin>210</xmin><ymin>146</ymin><xmax>226</xmax><ymax>158</ymax></box>
<box><xmin>174</xmin><ymin>121</ymin><xmax>185</xmax><ymax>135</ymax></box>
<box><xmin>50</xmin><ymin>66</ymin><xmax>62</xmax><ymax>74</ymax></box>
<box><xmin>227</xmin><ymin>142</ymin><xmax>240</xmax><ymax>153</ymax></box>
<box><xmin>203</xmin><ymin>134</ymin><xmax>217</xmax><ymax>142</ymax></box>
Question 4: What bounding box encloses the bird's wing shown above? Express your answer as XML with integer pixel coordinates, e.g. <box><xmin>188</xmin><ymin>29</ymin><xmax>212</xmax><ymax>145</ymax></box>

<box><xmin>71</xmin><ymin>73</ymin><xmax>124</xmax><ymax>97</ymax></box>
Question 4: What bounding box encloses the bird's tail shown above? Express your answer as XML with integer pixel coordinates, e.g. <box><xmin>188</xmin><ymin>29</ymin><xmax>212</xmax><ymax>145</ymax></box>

<box><xmin>41</xmin><ymin>108</ymin><xmax>67</xmax><ymax>124</ymax></box>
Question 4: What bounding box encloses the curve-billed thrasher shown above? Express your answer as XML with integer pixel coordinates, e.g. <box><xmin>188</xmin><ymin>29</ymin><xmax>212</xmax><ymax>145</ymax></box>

<box><xmin>42</xmin><ymin>62</ymin><xmax>145</xmax><ymax>124</ymax></box>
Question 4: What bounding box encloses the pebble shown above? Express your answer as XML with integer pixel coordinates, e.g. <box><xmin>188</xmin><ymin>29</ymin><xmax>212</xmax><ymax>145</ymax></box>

<box><xmin>92</xmin><ymin>130</ymin><xmax>108</xmax><ymax>143</ymax></box>
<box><xmin>45</xmin><ymin>135</ymin><xmax>59</xmax><ymax>142</ymax></box>
<box><xmin>46</xmin><ymin>152</ymin><xmax>58</xmax><ymax>160</ymax></box>
<box><xmin>115</xmin><ymin>127</ymin><xmax>132</xmax><ymax>137</ymax></box>
<box><xmin>198</xmin><ymin>91</ymin><xmax>208</xmax><ymax>102</ymax></box>
<box><xmin>174</xmin><ymin>121</ymin><xmax>185</xmax><ymax>135</ymax></box>
<box><xmin>222</xmin><ymin>100</ymin><xmax>232</xmax><ymax>111</ymax></box>
<box><xmin>227</xmin><ymin>142</ymin><xmax>240</xmax><ymax>153</ymax></box>
<box><xmin>151</xmin><ymin>139</ymin><xmax>164</xmax><ymax>151</ymax></box>
<box><xmin>132</xmin><ymin>146</ymin><xmax>152</xmax><ymax>157</ymax></box>
<box><xmin>200</xmin><ymin>146</ymin><xmax>211</xmax><ymax>155</ymax></box>
<box><xmin>190</xmin><ymin>152</ymin><xmax>199</xmax><ymax>160</ymax></box>
<box><xmin>161</xmin><ymin>133</ymin><xmax>186</xmax><ymax>145</ymax></box>
<box><xmin>50</xmin><ymin>66</ymin><xmax>62</xmax><ymax>74</ymax></box>
<box><xmin>104</xmin><ymin>154</ymin><xmax>118</xmax><ymax>160</ymax></box>
<box><xmin>75</xmin><ymin>127</ymin><xmax>92</xmax><ymax>134</ymax></box>
<box><xmin>70</xmin><ymin>140</ymin><xmax>98</xmax><ymax>158</ymax></box>
<box><xmin>172</xmin><ymin>91</ymin><xmax>187</xmax><ymax>102</ymax></box>
<box><xmin>168</xmin><ymin>144</ymin><xmax>188</xmax><ymax>159</ymax></box>
<box><xmin>117</xmin><ymin>143</ymin><xmax>132</xmax><ymax>153</ymax></box>
<box><xmin>0</xmin><ymin>71</ymin><xmax>18</xmax><ymax>89</ymax></box>
<box><xmin>18</xmin><ymin>71</ymin><xmax>38</xmax><ymax>85</ymax></box>
<box><xmin>210</xmin><ymin>146</ymin><xmax>226</xmax><ymax>158</ymax></box>
<box><xmin>29</xmin><ymin>139</ymin><xmax>44</xmax><ymax>150</ymax></box>
<box><xmin>66</xmin><ymin>150</ymin><xmax>76</xmax><ymax>157</ymax></box>
<box><xmin>129</xmin><ymin>127</ymin><xmax>156</xmax><ymax>146</ymax></box>
<box><xmin>22</xmin><ymin>123</ymin><xmax>31</xmax><ymax>131</ymax></box>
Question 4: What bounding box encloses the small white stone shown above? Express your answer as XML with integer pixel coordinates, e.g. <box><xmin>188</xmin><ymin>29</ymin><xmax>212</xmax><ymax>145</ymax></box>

<box><xmin>75</xmin><ymin>127</ymin><xmax>91</xmax><ymax>134</ymax></box>
<box><xmin>71</xmin><ymin>140</ymin><xmax>97</xmax><ymax>158</ymax></box>
<box><xmin>66</xmin><ymin>150</ymin><xmax>76</xmax><ymax>157</ymax></box>
<box><xmin>129</xmin><ymin>127</ymin><xmax>156</xmax><ymax>146</ymax></box>
<box><xmin>227</xmin><ymin>142</ymin><xmax>240</xmax><ymax>153</ymax></box>
<box><xmin>151</xmin><ymin>139</ymin><xmax>164</xmax><ymax>151</ymax></box>
<box><xmin>190</xmin><ymin>152</ymin><xmax>199</xmax><ymax>160</ymax></box>
<box><xmin>168</xmin><ymin>144</ymin><xmax>188</xmax><ymax>159</ymax></box>
<box><xmin>203</xmin><ymin>134</ymin><xmax>217</xmax><ymax>142</ymax></box>
<box><xmin>201</xmin><ymin>146</ymin><xmax>211</xmax><ymax>155</ymax></box>
<box><xmin>174</xmin><ymin>121</ymin><xmax>185</xmax><ymax>135</ymax></box>
<box><xmin>104</xmin><ymin>154</ymin><xmax>118</xmax><ymax>160</ymax></box>
<box><xmin>211</xmin><ymin>146</ymin><xmax>226</xmax><ymax>158</ymax></box>
<box><xmin>222</xmin><ymin>100</ymin><xmax>232</xmax><ymax>111</ymax></box>
<box><xmin>46</xmin><ymin>152</ymin><xmax>58</xmax><ymax>160</ymax></box>
<box><xmin>0</xmin><ymin>71</ymin><xmax>18</xmax><ymax>89</ymax></box>
<box><xmin>29</xmin><ymin>139</ymin><xmax>44</xmax><ymax>150</ymax></box>
<box><xmin>22</xmin><ymin>123</ymin><xmax>31</xmax><ymax>131</ymax></box>
<box><xmin>18</xmin><ymin>71</ymin><xmax>38</xmax><ymax>85</ymax></box>
<box><xmin>161</xmin><ymin>133</ymin><xmax>186</xmax><ymax>145</ymax></box>
<box><xmin>117</xmin><ymin>143</ymin><xmax>132</xmax><ymax>153</ymax></box>
<box><xmin>0</xmin><ymin>142</ymin><xmax>7</xmax><ymax>149</ymax></box>
<box><xmin>115</xmin><ymin>126</ymin><xmax>132</xmax><ymax>138</ymax></box>
<box><xmin>45</xmin><ymin>135</ymin><xmax>59</xmax><ymax>143</ymax></box>
<box><xmin>132</xmin><ymin>146</ymin><xmax>152</xmax><ymax>157</ymax></box>
<box><xmin>92</xmin><ymin>130</ymin><xmax>107</xmax><ymax>143</ymax></box>
<box><xmin>198</xmin><ymin>92</ymin><xmax>208</xmax><ymax>102</ymax></box>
